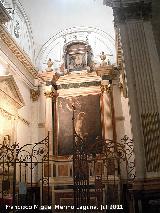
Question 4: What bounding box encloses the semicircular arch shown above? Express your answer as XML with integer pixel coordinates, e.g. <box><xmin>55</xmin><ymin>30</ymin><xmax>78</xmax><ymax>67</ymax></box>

<box><xmin>36</xmin><ymin>26</ymin><xmax>115</xmax><ymax>70</ymax></box>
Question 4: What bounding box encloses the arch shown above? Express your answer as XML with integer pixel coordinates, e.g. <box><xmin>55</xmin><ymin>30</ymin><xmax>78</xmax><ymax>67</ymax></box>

<box><xmin>4</xmin><ymin>0</ymin><xmax>35</xmax><ymax>62</ymax></box>
<box><xmin>36</xmin><ymin>26</ymin><xmax>115</xmax><ymax>70</ymax></box>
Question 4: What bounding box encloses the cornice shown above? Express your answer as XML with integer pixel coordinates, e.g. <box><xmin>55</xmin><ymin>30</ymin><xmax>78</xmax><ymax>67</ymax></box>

<box><xmin>56</xmin><ymin>71</ymin><xmax>101</xmax><ymax>90</ymax></box>
<box><xmin>0</xmin><ymin>25</ymin><xmax>38</xmax><ymax>78</ymax></box>
<box><xmin>113</xmin><ymin>1</ymin><xmax>152</xmax><ymax>23</ymax></box>
<box><xmin>57</xmin><ymin>80</ymin><xmax>101</xmax><ymax>90</ymax></box>
<box><xmin>96</xmin><ymin>65</ymin><xmax>119</xmax><ymax>80</ymax></box>
<box><xmin>103</xmin><ymin>1</ymin><xmax>152</xmax><ymax>23</ymax></box>
<box><xmin>0</xmin><ymin>75</ymin><xmax>25</xmax><ymax>108</ymax></box>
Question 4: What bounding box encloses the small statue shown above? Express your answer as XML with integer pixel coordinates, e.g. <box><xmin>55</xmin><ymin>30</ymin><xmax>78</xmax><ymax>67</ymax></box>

<box><xmin>100</xmin><ymin>51</ymin><xmax>108</xmax><ymax>67</ymax></box>
<box><xmin>100</xmin><ymin>51</ymin><xmax>106</xmax><ymax>62</ymax></box>
<box><xmin>39</xmin><ymin>58</ymin><xmax>58</xmax><ymax>83</ymax></box>
<box><xmin>46</xmin><ymin>58</ymin><xmax>53</xmax><ymax>72</ymax></box>
<box><xmin>107</xmin><ymin>59</ymin><xmax>111</xmax><ymax>65</ymax></box>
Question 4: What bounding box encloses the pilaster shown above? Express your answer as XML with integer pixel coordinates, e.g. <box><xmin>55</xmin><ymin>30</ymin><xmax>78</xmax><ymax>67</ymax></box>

<box><xmin>100</xmin><ymin>81</ymin><xmax>113</xmax><ymax>140</ymax></box>
<box><xmin>114</xmin><ymin>0</ymin><xmax>160</xmax><ymax>178</ymax></box>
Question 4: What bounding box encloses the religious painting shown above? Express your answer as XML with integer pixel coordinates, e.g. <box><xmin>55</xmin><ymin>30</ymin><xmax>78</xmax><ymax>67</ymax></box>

<box><xmin>64</xmin><ymin>42</ymin><xmax>93</xmax><ymax>71</ymax></box>
<box><xmin>57</xmin><ymin>94</ymin><xmax>102</xmax><ymax>155</ymax></box>
<box><xmin>68</xmin><ymin>53</ymin><xmax>86</xmax><ymax>71</ymax></box>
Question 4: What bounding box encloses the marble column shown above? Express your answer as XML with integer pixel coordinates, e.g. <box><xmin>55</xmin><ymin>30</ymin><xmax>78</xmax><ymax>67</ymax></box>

<box><xmin>45</xmin><ymin>93</ymin><xmax>53</xmax><ymax>156</ymax></box>
<box><xmin>44</xmin><ymin>87</ymin><xmax>58</xmax><ymax>156</ymax></box>
<box><xmin>101</xmin><ymin>80</ymin><xmax>113</xmax><ymax>140</ymax></box>
<box><xmin>112</xmin><ymin>78</ymin><xmax>125</xmax><ymax>142</ymax></box>
<box><xmin>30</xmin><ymin>88</ymin><xmax>40</xmax><ymax>183</ymax></box>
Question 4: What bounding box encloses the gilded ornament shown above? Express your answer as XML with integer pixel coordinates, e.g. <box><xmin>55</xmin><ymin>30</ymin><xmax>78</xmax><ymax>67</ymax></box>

<box><xmin>30</xmin><ymin>89</ymin><xmax>40</xmax><ymax>102</ymax></box>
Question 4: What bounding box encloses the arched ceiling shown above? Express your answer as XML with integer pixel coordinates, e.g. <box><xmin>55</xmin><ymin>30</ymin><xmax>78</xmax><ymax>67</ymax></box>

<box><xmin>19</xmin><ymin>0</ymin><xmax>115</xmax><ymax>63</ymax></box>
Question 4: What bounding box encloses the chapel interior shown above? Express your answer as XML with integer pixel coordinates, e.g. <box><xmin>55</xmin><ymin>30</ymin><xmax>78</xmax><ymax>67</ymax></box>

<box><xmin>0</xmin><ymin>0</ymin><xmax>160</xmax><ymax>212</ymax></box>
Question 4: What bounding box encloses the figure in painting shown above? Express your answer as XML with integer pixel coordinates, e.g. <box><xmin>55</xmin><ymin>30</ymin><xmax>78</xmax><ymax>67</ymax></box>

<box><xmin>75</xmin><ymin>112</ymin><xmax>88</xmax><ymax>139</ymax></box>
<box><xmin>75</xmin><ymin>54</ymin><xmax>83</xmax><ymax>66</ymax></box>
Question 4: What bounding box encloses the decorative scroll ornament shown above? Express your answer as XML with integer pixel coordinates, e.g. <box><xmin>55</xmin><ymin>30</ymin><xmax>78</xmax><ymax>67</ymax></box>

<box><xmin>30</xmin><ymin>88</ymin><xmax>40</xmax><ymax>102</ymax></box>
<box><xmin>0</xmin><ymin>134</ymin><xmax>49</xmax><ymax>164</ymax></box>
<box><xmin>0</xmin><ymin>134</ymin><xmax>50</xmax><ymax>204</ymax></box>
<box><xmin>44</xmin><ymin>91</ymin><xmax>57</xmax><ymax>98</ymax></box>
<box><xmin>74</xmin><ymin>131</ymin><xmax>135</xmax><ymax>180</ymax></box>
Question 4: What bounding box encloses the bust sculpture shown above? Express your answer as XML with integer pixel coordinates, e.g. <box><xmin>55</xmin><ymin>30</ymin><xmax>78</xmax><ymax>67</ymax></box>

<box><xmin>100</xmin><ymin>51</ymin><xmax>107</xmax><ymax>67</ymax></box>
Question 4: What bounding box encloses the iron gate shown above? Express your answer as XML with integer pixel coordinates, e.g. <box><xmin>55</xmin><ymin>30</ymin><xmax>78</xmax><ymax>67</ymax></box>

<box><xmin>72</xmin><ymin>102</ymin><xmax>135</xmax><ymax>212</ymax></box>
<box><xmin>0</xmin><ymin>133</ymin><xmax>50</xmax><ymax>212</ymax></box>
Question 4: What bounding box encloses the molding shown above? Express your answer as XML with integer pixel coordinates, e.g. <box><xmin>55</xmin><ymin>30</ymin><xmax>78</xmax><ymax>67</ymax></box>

<box><xmin>0</xmin><ymin>2</ymin><xmax>11</xmax><ymax>24</ymax></box>
<box><xmin>115</xmin><ymin>29</ymin><xmax>128</xmax><ymax>98</ymax></box>
<box><xmin>0</xmin><ymin>24</ymin><xmax>38</xmax><ymax>78</ymax></box>
<box><xmin>58</xmin><ymin>86</ymin><xmax>100</xmax><ymax>98</ymax></box>
<box><xmin>17</xmin><ymin>115</ymin><xmax>30</xmax><ymax>126</ymax></box>
<box><xmin>0</xmin><ymin>106</ymin><xmax>12</xmax><ymax>120</ymax></box>
<box><xmin>0</xmin><ymin>75</ymin><xmax>25</xmax><ymax>108</ymax></box>
<box><xmin>57</xmin><ymin>71</ymin><xmax>101</xmax><ymax>90</ymax></box>
<box><xmin>0</xmin><ymin>107</ymin><xmax>30</xmax><ymax>126</ymax></box>
<box><xmin>132</xmin><ymin>178</ymin><xmax>160</xmax><ymax>191</ymax></box>
<box><xmin>15</xmin><ymin>0</ymin><xmax>35</xmax><ymax>61</ymax></box>
<box><xmin>96</xmin><ymin>65</ymin><xmax>119</xmax><ymax>81</ymax></box>
<box><xmin>57</xmin><ymin>80</ymin><xmax>100</xmax><ymax>90</ymax></box>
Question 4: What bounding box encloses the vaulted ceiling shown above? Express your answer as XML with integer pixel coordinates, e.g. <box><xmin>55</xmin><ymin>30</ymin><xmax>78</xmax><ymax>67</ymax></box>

<box><xmin>19</xmin><ymin>0</ymin><xmax>115</xmax><ymax>56</ymax></box>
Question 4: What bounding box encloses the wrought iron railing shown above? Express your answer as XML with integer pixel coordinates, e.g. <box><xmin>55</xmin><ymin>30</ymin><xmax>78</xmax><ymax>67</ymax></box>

<box><xmin>0</xmin><ymin>133</ymin><xmax>50</xmax><ymax>212</ymax></box>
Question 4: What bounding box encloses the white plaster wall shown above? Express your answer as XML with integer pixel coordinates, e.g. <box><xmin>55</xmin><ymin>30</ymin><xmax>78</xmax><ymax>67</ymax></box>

<box><xmin>13</xmin><ymin>73</ymin><xmax>33</xmax><ymax>146</ymax></box>
<box><xmin>0</xmin><ymin>42</ymin><xmax>39</xmax><ymax>147</ymax></box>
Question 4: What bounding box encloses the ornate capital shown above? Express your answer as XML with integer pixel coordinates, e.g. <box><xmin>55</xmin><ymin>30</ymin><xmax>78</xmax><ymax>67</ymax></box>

<box><xmin>30</xmin><ymin>88</ymin><xmax>40</xmax><ymax>102</ymax></box>
<box><xmin>44</xmin><ymin>91</ymin><xmax>58</xmax><ymax>99</ymax></box>
<box><xmin>100</xmin><ymin>84</ymin><xmax>111</xmax><ymax>94</ymax></box>
<box><xmin>113</xmin><ymin>1</ymin><xmax>152</xmax><ymax>23</ymax></box>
